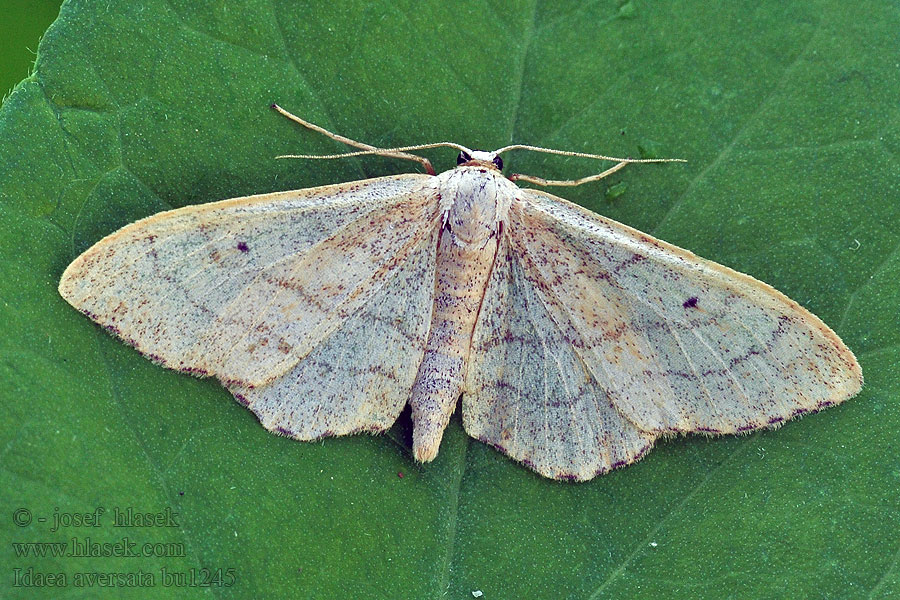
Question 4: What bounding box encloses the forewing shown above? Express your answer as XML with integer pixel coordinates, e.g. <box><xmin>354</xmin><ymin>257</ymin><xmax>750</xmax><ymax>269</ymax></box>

<box><xmin>228</xmin><ymin>226</ymin><xmax>438</xmax><ymax>439</ymax></box>
<box><xmin>464</xmin><ymin>236</ymin><xmax>657</xmax><ymax>481</ymax></box>
<box><xmin>504</xmin><ymin>188</ymin><xmax>862</xmax><ymax>436</ymax></box>
<box><xmin>59</xmin><ymin>174</ymin><xmax>437</xmax><ymax>387</ymax></box>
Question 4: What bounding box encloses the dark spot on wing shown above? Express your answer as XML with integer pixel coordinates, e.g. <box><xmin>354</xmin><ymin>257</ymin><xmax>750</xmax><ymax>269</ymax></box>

<box><xmin>237</xmin><ymin>241</ymin><xmax>250</xmax><ymax>253</ymax></box>
<box><xmin>683</xmin><ymin>296</ymin><xmax>698</xmax><ymax>308</ymax></box>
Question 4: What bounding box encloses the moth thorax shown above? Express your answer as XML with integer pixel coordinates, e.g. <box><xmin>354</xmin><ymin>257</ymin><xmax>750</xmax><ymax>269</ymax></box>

<box><xmin>445</xmin><ymin>169</ymin><xmax>510</xmax><ymax>245</ymax></box>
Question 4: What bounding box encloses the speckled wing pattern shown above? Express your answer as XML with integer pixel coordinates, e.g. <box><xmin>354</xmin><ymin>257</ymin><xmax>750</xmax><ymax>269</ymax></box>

<box><xmin>465</xmin><ymin>188</ymin><xmax>862</xmax><ymax>481</ymax></box>
<box><xmin>59</xmin><ymin>174</ymin><xmax>441</xmax><ymax>436</ymax></box>
<box><xmin>227</xmin><ymin>225</ymin><xmax>439</xmax><ymax>439</ymax></box>
<box><xmin>465</xmin><ymin>235</ymin><xmax>656</xmax><ymax>481</ymax></box>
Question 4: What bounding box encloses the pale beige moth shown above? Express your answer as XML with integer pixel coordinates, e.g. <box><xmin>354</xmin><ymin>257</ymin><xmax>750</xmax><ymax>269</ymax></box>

<box><xmin>58</xmin><ymin>105</ymin><xmax>863</xmax><ymax>481</ymax></box>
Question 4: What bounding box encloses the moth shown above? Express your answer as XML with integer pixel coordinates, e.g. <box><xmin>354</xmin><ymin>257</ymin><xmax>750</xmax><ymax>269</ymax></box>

<box><xmin>59</xmin><ymin>105</ymin><xmax>863</xmax><ymax>481</ymax></box>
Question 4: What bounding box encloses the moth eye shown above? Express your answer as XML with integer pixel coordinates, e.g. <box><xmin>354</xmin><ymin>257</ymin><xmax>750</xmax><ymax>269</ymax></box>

<box><xmin>456</xmin><ymin>151</ymin><xmax>471</xmax><ymax>165</ymax></box>
<box><xmin>492</xmin><ymin>155</ymin><xmax>503</xmax><ymax>170</ymax></box>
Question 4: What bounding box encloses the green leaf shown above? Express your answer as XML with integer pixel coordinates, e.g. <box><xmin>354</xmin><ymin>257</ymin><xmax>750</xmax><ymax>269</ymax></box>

<box><xmin>0</xmin><ymin>0</ymin><xmax>60</xmax><ymax>99</ymax></box>
<box><xmin>2</xmin><ymin>1</ymin><xmax>898</xmax><ymax>598</ymax></box>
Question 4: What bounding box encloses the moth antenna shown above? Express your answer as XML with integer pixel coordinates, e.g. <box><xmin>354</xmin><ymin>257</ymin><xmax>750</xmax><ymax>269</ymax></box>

<box><xmin>272</xmin><ymin>104</ymin><xmax>470</xmax><ymax>175</ymax></box>
<box><xmin>276</xmin><ymin>143</ymin><xmax>472</xmax><ymax>162</ymax></box>
<box><xmin>497</xmin><ymin>143</ymin><xmax>686</xmax><ymax>187</ymax></box>
<box><xmin>494</xmin><ymin>143</ymin><xmax>687</xmax><ymax>165</ymax></box>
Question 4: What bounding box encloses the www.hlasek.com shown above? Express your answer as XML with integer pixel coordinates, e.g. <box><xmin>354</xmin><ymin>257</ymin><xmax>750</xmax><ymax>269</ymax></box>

<box><xmin>13</xmin><ymin>536</ymin><xmax>185</xmax><ymax>559</ymax></box>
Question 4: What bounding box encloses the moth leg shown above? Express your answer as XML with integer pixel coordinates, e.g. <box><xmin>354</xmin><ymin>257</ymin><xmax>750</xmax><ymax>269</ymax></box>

<box><xmin>508</xmin><ymin>160</ymin><xmax>629</xmax><ymax>187</ymax></box>
<box><xmin>271</xmin><ymin>103</ymin><xmax>436</xmax><ymax>175</ymax></box>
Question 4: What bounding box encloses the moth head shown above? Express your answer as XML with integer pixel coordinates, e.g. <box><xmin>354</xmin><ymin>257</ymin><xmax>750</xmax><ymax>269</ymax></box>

<box><xmin>457</xmin><ymin>149</ymin><xmax>503</xmax><ymax>171</ymax></box>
